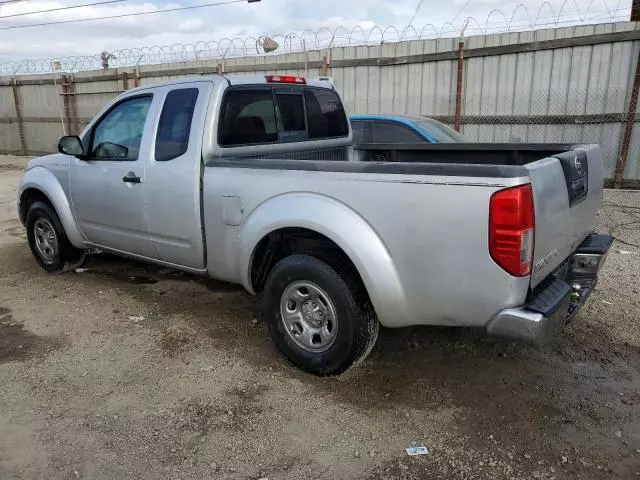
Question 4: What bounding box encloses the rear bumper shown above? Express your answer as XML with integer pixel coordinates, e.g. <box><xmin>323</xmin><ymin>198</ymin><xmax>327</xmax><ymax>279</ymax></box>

<box><xmin>486</xmin><ymin>233</ymin><xmax>613</xmax><ymax>345</ymax></box>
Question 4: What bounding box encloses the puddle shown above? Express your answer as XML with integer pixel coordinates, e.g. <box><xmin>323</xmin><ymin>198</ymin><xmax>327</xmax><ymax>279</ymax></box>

<box><xmin>111</xmin><ymin>272</ymin><xmax>158</xmax><ymax>284</ymax></box>
<box><xmin>0</xmin><ymin>306</ymin><xmax>63</xmax><ymax>363</ymax></box>
<box><xmin>79</xmin><ymin>254</ymin><xmax>242</xmax><ymax>292</ymax></box>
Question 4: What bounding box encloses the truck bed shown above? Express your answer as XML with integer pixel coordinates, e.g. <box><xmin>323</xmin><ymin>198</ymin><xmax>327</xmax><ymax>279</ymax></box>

<box><xmin>210</xmin><ymin>142</ymin><xmax>603</xmax><ymax>296</ymax></box>
<box><xmin>356</xmin><ymin>142</ymin><xmax>604</xmax><ymax>290</ymax></box>
<box><xmin>355</xmin><ymin>143</ymin><xmax>578</xmax><ymax>166</ymax></box>
<box><xmin>220</xmin><ymin>143</ymin><xmax>581</xmax><ymax>180</ymax></box>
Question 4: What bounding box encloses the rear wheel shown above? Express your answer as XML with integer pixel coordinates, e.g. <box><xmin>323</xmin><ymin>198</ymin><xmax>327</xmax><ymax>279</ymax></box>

<box><xmin>263</xmin><ymin>254</ymin><xmax>378</xmax><ymax>376</ymax></box>
<box><xmin>26</xmin><ymin>201</ymin><xmax>85</xmax><ymax>273</ymax></box>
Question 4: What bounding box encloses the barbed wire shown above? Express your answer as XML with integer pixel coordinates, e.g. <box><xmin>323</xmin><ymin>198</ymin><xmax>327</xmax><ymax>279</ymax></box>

<box><xmin>0</xmin><ymin>0</ymin><xmax>633</xmax><ymax>76</ymax></box>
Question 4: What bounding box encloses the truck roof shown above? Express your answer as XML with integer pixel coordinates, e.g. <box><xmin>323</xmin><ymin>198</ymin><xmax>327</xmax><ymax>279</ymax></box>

<box><xmin>124</xmin><ymin>74</ymin><xmax>334</xmax><ymax>94</ymax></box>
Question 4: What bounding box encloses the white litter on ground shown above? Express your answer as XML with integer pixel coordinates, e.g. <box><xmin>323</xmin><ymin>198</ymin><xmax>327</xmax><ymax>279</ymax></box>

<box><xmin>406</xmin><ymin>446</ymin><xmax>429</xmax><ymax>456</ymax></box>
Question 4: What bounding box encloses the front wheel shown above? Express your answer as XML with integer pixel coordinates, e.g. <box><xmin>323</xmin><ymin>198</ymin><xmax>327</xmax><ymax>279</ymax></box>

<box><xmin>26</xmin><ymin>201</ymin><xmax>85</xmax><ymax>273</ymax></box>
<box><xmin>263</xmin><ymin>254</ymin><xmax>378</xmax><ymax>376</ymax></box>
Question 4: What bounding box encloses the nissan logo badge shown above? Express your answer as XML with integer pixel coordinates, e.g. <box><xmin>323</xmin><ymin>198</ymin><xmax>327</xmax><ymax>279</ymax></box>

<box><xmin>574</xmin><ymin>156</ymin><xmax>583</xmax><ymax>176</ymax></box>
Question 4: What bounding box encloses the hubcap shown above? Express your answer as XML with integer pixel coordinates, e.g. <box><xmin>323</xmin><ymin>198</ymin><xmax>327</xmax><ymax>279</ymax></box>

<box><xmin>33</xmin><ymin>218</ymin><xmax>58</xmax><ymax>264</ymax></box>
<box><xmin>280</xmin><ymin>281</ymin><xmax>338</xmax><ymax>352</ymax></box>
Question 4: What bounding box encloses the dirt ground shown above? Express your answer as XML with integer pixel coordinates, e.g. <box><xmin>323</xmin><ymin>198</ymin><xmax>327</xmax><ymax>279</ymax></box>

<box><xmin>0</xmin><ymin>155</ymin><xmax>639</xmax><ymax>480</ymax></box>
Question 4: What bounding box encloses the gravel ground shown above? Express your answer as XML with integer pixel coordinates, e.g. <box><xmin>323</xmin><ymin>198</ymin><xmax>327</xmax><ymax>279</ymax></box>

<box><xmin>0</xmin><ymin>155</ymin><xmax>639</xmax><ymax>480</ymax></box>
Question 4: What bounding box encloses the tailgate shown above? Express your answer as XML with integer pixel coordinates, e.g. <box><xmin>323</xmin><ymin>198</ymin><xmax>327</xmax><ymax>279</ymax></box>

<box><xmin>526</xmin><ymin>144</ymin><xmax>604</xmax><ymax>288</ymax></box>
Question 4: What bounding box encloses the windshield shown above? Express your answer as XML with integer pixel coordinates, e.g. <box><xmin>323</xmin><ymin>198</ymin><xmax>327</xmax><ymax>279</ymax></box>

<box><xmin>415</xmin><ymin>118</ymin><xmax>466</xmax><ymax>143</ymax></box>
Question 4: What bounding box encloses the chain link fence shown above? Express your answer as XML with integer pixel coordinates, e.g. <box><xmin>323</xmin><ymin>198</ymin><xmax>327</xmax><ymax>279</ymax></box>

<box><xmin>2</xmin><ymin>83</ymin><xmax>636</xmax><ymax>183</ymax></box>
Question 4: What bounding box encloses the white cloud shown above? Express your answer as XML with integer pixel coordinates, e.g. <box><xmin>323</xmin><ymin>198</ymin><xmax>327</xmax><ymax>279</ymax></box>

<box><xmin>177</xmin><ymin>18</ymin><xmax>206</xmax><ymax>32</ymax></box>
<box><xmin>0</xmin><ymin>0</ymin><xmax>631</xmax><ymax>67</ymax></box>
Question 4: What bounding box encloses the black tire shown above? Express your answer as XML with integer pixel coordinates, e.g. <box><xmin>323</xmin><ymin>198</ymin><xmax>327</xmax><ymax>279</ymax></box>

<box><xmin>263</xmin><ymin>254</ymin><xmax>379</xmax><ymax>376</ymax></box>
<box><xmin>26</xmin><ymin>201</ymin><xmax>85</xmax><ymax>273</ymax></box>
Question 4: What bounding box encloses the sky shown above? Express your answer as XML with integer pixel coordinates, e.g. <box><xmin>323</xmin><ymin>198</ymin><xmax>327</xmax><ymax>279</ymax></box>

<box><xmin>0</xmin><ymin>0</ymin><xmax>632</xmax><ymax>67</ymax></box>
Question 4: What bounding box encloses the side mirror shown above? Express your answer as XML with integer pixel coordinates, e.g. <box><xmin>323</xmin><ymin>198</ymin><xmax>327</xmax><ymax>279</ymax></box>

<box><xmin>58</xmin><ymin>136</ymin><xmax>85</xmax><ymax>158</ymax></box>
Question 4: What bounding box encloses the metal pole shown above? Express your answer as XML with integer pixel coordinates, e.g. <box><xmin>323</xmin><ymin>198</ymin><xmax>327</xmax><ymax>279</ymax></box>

<box><xmin>614</xmin><ymin>50</ymin><xmax>640</xmax><ymax>188</ymax></box>
<box><xmin>68</xmin><ymin>77</ymin><xmax>78</xmax><ymax>135</ymax></box>
<box><xmin>51</xmin><ymin>63</ymin><xmax>66</xmax><ymax>136</ymax></box>
<box><xmin>61</xmin><ymin>75</ymin><xmax>73</xmax><ymax>136</ymax></box>
<box><xmin>122</xmin><ymin>71</ymin><xmax>129</xmax><ymax>90</ymax></box>
<box><xmin>454</xmin><ymin>20</ymin><xmax>469</xmax><ymax>132</ymax></box>
<box><xmin>134</xmin><ymin>55</ymin><xmax>143</xmax><ymax>88</ymax></box>
<box><xmin>454</xmin><ymin>40</ymin><xmax>465</xmax><ymax>132</ymax></box>
<box><xmin>10</xmin><ymin>78</ymin><xmax>27</xmax><ymax>155</ymax></box>
<box><xmin>322</xmin><ymin>35</ymin><xmax>335</xmax><ymax>77</ymax></box>
<box><xmin>303</xmin><ymin>39</ymin><xmax>309</xmax><ymax>77</ymax></box>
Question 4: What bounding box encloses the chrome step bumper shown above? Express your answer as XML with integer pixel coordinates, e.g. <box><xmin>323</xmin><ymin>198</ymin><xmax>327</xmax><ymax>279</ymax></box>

<box><xmin>487</xmin><ymin>233</ymin><xmax>613</xmax><ymax>345</ymax></box>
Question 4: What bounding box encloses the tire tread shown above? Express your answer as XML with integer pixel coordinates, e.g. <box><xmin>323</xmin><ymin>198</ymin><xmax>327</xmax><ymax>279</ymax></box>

<box><xmin>263</xmin><ymin>253</ymin><xmax>378</xmax><ymax>376</ymax></box>
<box><xmin>26</xmin><ymin>201</ymin><xmax>84</xmax><ymax>273</ymax></box>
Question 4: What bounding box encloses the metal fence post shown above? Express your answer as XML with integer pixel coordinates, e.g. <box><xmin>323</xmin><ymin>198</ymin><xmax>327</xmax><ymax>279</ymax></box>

<box><xmin>122</xmin><ymin>71</ymin><xmax>129</xmax><ymax>90</ymax></box>
<box><xmin>454</xmin><ymin>40</ymin><xmax>465</xmax><ymax>132</ymax></box>
<box><xmin>322</xmin><ymin>54</ymin><xmax>330</xmax><ymax>76</ymax></box>
<box><xmin>69</xmin><ymin>77</ymin><xmax>78</xmax><ymax>135</ymax></box>
<box><xmin>10</xmin><ymin>78</ymin><xmax>28</xmax><ymax>155</ymax></box>
<box><xmin>614</xmin><ymin>49</ymin><xmax>640</xmax><ymax>188</ymax></box>
<box><xmin>61</xmin><ymin>75</ymin><xmax>72</xmax><ymax>135</ymax></box>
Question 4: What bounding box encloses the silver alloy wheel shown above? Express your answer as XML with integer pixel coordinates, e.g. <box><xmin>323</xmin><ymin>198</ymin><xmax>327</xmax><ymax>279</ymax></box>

<box><xmin>33</xmin><ymin>218</ymin><xmax>58</xmax><ymax>264</ymax></box>
<box><xmin>280</xmin><ymin>280</ymin><xmax>338</xmax><ymax>353</ymax></box>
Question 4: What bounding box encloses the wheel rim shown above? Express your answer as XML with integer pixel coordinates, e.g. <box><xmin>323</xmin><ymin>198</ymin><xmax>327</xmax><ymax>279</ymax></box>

<box><xmin>33</xmin><ymin>218</ymin><xmax>58</xmax><ymax>264</ymax></box>
<box><xmin>280</xmin><ymin>280</ymin><xmax>338</xmax><ymax>353</ymax></box>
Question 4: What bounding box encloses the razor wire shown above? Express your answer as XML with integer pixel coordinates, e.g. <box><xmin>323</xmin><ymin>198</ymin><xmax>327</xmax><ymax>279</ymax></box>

<box><xmin>0</xmin><ymin>0</ymin><xmax>633</xmax><ymax>75</ymax></box>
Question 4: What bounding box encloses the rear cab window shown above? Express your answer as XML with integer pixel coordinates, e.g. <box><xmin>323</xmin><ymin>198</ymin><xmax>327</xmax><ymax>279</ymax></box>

<box><xmin>155</xmin><ymin>88</ymin><xmax>199</xmax><ymax>161</ymax></box>
<box><xmin>218</xmin><ymin>85</ymin><xmax>347</xmax><ymax>147</ymax></box>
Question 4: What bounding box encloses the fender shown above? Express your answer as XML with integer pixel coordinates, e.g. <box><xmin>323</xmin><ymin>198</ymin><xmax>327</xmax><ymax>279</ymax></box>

<box><xmin>238</xmin><ymin>192</ymin><xmax>410</xmax><ymax>328</ymax></box>
<box><xmin>19</xmin><ymin>166</ymin><xmax>86</xmax><ymax>249</ymax></box>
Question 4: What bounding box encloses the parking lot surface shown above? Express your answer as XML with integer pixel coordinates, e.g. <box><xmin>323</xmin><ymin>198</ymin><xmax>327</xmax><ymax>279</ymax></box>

<box><xmin>0</xmin><ymin>156</ymin><xmax>639</xmax><ymax>479</ymax></box>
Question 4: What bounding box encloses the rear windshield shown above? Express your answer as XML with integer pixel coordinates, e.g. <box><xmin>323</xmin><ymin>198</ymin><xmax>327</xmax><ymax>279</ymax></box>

<box><xmin>218</xmin><ymin>86</ymin><xmax>348</xmax><ymax>147</ymax></box>
<box><xmin>415</xmin><ymin>119</ymin><xmax>466</xmax><ymax>143</ymax></box>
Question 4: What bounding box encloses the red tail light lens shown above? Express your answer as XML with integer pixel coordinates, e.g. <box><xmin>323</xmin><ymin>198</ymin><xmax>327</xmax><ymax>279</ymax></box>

<box><xmin>265</xmin><ymin>75</ymin><xmax>306</xmax><ymax>84</ymax></box>
<box><xmin>489</xmin><ymin>184</ymin><xmax>535</xmax><ymax>277</ymax></box>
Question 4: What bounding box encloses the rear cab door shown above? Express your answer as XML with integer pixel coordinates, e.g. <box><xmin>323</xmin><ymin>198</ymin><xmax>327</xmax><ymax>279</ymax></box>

<box><xmin>144</xmin><ymin>80</ymin><xmax>213</xmax><ymax>270</ymax></box>
<box><xmin>202</xmin><ymin>79</ymin><xmax>351</xmax><ymax>282</ymax></box>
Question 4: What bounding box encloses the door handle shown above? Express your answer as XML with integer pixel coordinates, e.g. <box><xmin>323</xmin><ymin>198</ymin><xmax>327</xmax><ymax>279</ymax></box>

<box><xmin>122</xmin><ymin>173</ymin><xmax>141</xmax><ymax>184</ymax></box>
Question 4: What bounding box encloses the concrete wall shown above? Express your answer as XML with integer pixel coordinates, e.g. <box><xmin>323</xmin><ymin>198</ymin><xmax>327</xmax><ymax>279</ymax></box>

<box><xmin>1</xmin><ymin>21</ymin><xmax>639</xmax><ymax>183</ymax></box>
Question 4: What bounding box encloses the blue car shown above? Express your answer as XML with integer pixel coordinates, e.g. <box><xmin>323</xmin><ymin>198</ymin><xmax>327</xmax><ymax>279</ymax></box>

<box><xmin>349</xmin><ymin>115</ymin><xmax>465</xmax><ymax>145</ymax></box>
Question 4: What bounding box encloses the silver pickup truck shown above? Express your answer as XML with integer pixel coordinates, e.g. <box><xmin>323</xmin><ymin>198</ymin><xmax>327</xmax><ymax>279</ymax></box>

<box><xmin>18</xmin><ymin>74</ymin><xmax>612</xmax><ymax>375</ymax></box>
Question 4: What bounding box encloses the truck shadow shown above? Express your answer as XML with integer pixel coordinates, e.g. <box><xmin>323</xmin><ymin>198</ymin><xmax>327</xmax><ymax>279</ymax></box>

<box><xmin>81</xmin><ymin>252</ymin><xmax>244</xmax><ymax>293</ymax></box>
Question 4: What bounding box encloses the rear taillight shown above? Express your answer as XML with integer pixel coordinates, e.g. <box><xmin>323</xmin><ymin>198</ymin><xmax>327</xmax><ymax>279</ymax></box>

<box><xmin>265</xmin><ymin>75</ymin><xmax>306</xmax><ymax>84</ymax></box>
<box><xmin>489</xmin><ymin>184</ymin><xmax>535</xmax><ymax>277</ymax></box>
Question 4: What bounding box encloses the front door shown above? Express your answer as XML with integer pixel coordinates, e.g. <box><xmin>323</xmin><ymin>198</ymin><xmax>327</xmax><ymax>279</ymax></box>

<box><xmin>69</xmin><ymin>93</ymin><xmax>158</xmax><ymax>259</ymax></box>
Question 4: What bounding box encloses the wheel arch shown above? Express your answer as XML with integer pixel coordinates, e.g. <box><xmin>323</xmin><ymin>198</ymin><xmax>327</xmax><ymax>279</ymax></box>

<box><xmin>249</xmin><ymin>227</ymin><xmax>365</xmax><ymax>294</ymax></box>
<box><xmin>239</xmin><ymin>192</ymin><xmax>409</xmax><ymax>327</ymax></box>
<box><xmin>19</xmin><ymin>167</ymin><xmax>86</xmax><ymax>248</ymax></box>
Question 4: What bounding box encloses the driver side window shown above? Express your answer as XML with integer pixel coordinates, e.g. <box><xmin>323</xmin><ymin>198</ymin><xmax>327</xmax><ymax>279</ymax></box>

<box><xmin>91</xmin><ymin>95</ymin><xmax>152</xmax><ymax>160</ymax></box>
